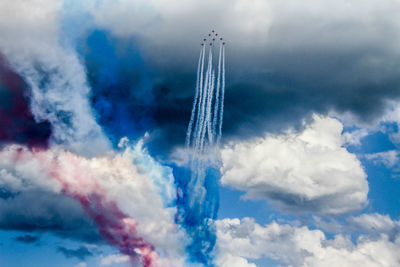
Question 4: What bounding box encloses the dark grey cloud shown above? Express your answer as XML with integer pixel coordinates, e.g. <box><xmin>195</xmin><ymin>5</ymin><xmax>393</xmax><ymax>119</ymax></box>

<box><xmin>0</xmin><ymin>189</ymin><xmax>100</xmax><ymax>242</ymax></box>
<box><xmin>147</xmin><ymin>46</ymin><xmax>400</xmax><ymax>155</ymax></box>
<box><xmin>57</xmin><ymin>246</ymin><xmax>93</xmax><ymax>260</ymax></box>
<box><xmin>14</xmin><ymin>234</ymin><xmax>40</xmax><ymax>244</ymax></box>
<box><xmin>115</xmin><ymin>0</ymin><xmax>400</xmax><ymax>154</ymax></box>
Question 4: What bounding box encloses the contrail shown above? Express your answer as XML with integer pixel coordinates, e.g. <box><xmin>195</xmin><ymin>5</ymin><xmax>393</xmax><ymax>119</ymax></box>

<box><xmin>184</xmin><ymin>36</ymin><xmax>225</xmax><ymax>153</ymax></box>
<box><xmin>186</xmin><ymin>47</ymin><xmax>204</xmax><ymax>147</ymax></box>
<box><xmin>217</xmin><ymin>45</ymin><xmax>225</xmax><ymax>144</ymax></box>
<box><xmin>196</xmin><ymin>47</ymin><xmax>212</xmax><ymax>152</ymax></box>
<box><xmin>199</xmin><ymin>47</ymin><xmax>214</xmax><ymax>151</ymax></box>
<box><xmin>206</xmin><ymin>70</ymin><xmax>215</xmax><ymax>145</ymax></box>
<box><xmin>192</xmin><ymin>46</ymin><xmax>206</xmax><ymax>149</ymax></box>
<box><xmin>212</xmin><ymin>43</ymin><xmax>222</xmax><ymax>138</ymax></box>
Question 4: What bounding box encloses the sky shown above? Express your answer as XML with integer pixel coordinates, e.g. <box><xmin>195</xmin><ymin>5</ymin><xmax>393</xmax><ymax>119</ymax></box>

<box><xmin>1</xmin><ymin>0</ymin><xmax>400</xmax><ymax>266</ymax></box>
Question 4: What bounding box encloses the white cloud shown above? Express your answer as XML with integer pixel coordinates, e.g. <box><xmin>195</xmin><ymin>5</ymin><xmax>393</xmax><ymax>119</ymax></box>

<box><xmin>0</xmin><ymin>0</ymin><xmax>110</xmax><ymax>156</ymax></box>
<box><xmin>216</xmin><ymin>217</ymin><xmax>400</xmax><ymax>267</ymax></box>
<box><xmin>365</xmin><ymin>150</ymin><xmax>399</xmax><ymax>168</ymax></box>
<box><xmin>100</xmin><ymin>254</ymin><xmax>129</xmax><ymax>266</ymax></box>
<box><xmin>84</xmin><ymin>0</ymin><xmax>400</xmax><ymax>50</ymax></box>
<box><xmin>90</xmin><ymin>0</ymin><xmax>272</xmax><ymax>47</ymax></box>
<box><xmin>221</xmin><ymin>115</ymin><xmax>368</xmax><ymax>215</ymax></box>
<box><xmin>342</xmin><ymin>128</ymin><xmax>369</xmax><ymax>146</ymax></box>
<box><xmin>215</xmin><ymin>254</ymin><xmax>256</xmax><ymax>267</ymax></box>
<box><xmin>348</xmin><ymin>213</ymin><xmax>400</xmax><ymax>237</ymax></box>
<box><xmin>0</xmin><ymin>142</ymin><xmax>185</xmax><ymax>265</ymax></box>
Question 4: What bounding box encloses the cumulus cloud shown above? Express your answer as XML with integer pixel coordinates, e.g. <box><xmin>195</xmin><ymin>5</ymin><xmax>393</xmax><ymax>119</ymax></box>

<box><xmin>311</xmin><ymin>213</ymin><xmax>400</xmax><ymax>241</ymax></box>
<box><xmin>348</xmin><ymin>213</ymin><xmax>400</xmax><ymax>238</ymax></box>
<box><xmin>216</xmin><ymin>217</ymin><xmax>400</xmax><ymax>267</ymax></box>
<box><xmin>221</xmin><ymin>115</ymin><xmax>368</xmax><ymax>215</ymax></box>
<box><xmin>0</xmin><ymin>142</ymin><xmax>184</xmax><ymax>265</ymax></box>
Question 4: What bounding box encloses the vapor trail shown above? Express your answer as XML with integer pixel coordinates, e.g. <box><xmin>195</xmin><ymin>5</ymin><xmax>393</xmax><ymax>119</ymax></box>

<box><xmin>199</xmin><ymin>48</ymin><xmax>214</xmax><ymax>151</ymax></box>
<box><xmin>197</xmin><ymin>47</ymin><xmax>212</xmax><ymax>151</ymax></box>
<box><xmin>186</xmin><ymin>47</ymin><xmax>204</xmax><ymax>147</ymax></box>
<box><xmin>212</xmin><ymin>43</ymin><xmax>222</xmax><ymax>137</ymax></box>
<box><xmin>217</xmin><ymin>45</ymin><xmax>225</xmax><ymax>144</ymax></box>
<box><xmin>206</xmin><ymin>70</ymin><xmax>215</xmax><ymax>144</ymax></box>
<box><xmin>193</xmin><ymin>46</ymin><xmax>206</xmax><ymax>150</ymax></box>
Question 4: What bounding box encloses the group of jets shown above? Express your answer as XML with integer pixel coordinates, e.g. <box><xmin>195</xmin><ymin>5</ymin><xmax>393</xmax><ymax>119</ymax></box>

<box><xmin>201</xmin><ymin>30</ymin><xmax>225</xmax><ymax>46</ymax></box>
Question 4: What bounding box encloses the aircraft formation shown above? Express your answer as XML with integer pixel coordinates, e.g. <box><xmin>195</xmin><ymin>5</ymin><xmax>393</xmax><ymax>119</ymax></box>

<box><xmin>201</xmin><ymin>30</ymin><xmax>226</xmax><ymax>46</ymax></box>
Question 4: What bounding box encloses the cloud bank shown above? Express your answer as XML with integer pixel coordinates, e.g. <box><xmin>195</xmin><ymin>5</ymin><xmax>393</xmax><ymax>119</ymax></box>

<box><xmin>221</xmin><ymin>115</ymin><xmax>368</xmax><ymax>215</ymax></box>
<box><xmin>216</xmin><ymin>216</ymin><xmax>400</xmax><ymax>267</ymax></box>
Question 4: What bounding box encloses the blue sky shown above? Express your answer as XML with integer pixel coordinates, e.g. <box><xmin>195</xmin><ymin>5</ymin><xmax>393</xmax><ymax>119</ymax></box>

<box><xmin>2</xmin><ymin>0</ymin><xmax>400</xmax><ymax>266</ymax></box>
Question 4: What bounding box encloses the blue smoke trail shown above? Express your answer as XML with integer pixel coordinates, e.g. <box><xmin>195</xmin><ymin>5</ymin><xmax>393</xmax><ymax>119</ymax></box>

<box><xmin>81</xmin><ymin>30</ymin><xmax>155</xmax><ymax>147</ymax></box>
<box><xmin>175</xmin><ymin>34</ymin><xmax>226</xmax><ymax>266</ymax></box>
<box><xmin>173</xmin><ymin>160</ymin><xmax>220</xmax><ymax>266</ymax></box>
<box><xmin>59</xmin><ymin>1</ymin><xmax>156</xmax><ymax>148</ymax></box>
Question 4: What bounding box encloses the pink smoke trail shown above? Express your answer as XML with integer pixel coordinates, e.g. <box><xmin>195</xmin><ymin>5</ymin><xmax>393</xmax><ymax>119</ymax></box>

<box><xmin>8</xmin><ymin>146</ymin><xmax>159</xmax><ymax>267</ymax></box>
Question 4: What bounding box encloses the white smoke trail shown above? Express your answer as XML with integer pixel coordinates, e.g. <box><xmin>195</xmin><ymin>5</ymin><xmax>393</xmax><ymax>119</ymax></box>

<box><xmin>186</xmin><ymin>47</ymin><xmax>204</xmax><ymax>147</ymax></box>
<box><xmin>206</xmin><ymin>70</ymin><xmax>215</xmax><ymax>144</ymax></box>
<box><xmin>212</xmin><ymin>43</ymin><xmax>223</xmax><ymax>137</ymax></box>
<box><xmin>199</xmin><ymin>48</ymin><xmax>214</xmax><ymax>151</ymax></box>
<box><xmin>193</xmin><ymin>46</ymin><xmax>206</xmax><ymax>150</ymax></box>
<box><xmin>188</xmin><ymin>35</ymin><xmax>225</xmax><ymax>153</ymax></box>
<box><xmin>195</xmin><ymin>47</ymin><xmax>209</xmax><ymax>151</ymax></box>
<box><xmin>217</xmin><ymin>45</ymin><xmax>225</xmax><ymax>145</ymax></box>
<box><xmin>197</xmin><ymin>47</ymin><xmax>212</xmax><ymax>152</ymax></box>
<box><xmin>181</xmin><ymin>33</ymin><xmax>225</xmax><ymax>264</ymax></box>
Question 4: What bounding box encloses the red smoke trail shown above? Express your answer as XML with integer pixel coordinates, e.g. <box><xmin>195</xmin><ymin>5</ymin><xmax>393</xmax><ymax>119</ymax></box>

<box><xmin>45</xmin><ymin>152</ymin><xmax>158</xmax><ymax>267</ymax></box>
<box><xmin>10</xmin><ymin>146</ymin><xmax>158</xmax><ymax>267</ymax></box>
